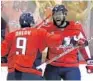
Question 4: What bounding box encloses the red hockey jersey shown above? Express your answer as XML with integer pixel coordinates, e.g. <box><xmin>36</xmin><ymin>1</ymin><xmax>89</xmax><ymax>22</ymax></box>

<box><xmin>42</xmin><ymin>21</ymin><xmax>91</xmax><ymax>67</ymax></box>
<box><xmin>1</xmin><ymin>27</ymin><xmax>61</xmax><ymax>76</ymax></box>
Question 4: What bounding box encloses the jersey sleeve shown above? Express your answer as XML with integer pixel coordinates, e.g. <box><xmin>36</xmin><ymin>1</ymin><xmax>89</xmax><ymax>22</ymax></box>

<box><xmin>1</xmin><ymin>32</ymin><xmax>14</xmax><ymax>57</ymax></box>
<box><xmin>75</xmin><ymin>23</ymin><xmax>91</xmax><ymax>60</ymax></box>
<box><xmin>38</xmin><ymin>28</ymin><xmax>61</xmax><ymax>52</ymax></box>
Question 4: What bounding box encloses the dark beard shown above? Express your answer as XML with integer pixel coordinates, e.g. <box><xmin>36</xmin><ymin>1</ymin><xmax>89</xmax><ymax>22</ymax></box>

<box><xmin>53</xmin><ymin>17</ymin><xmax>69</xmax><ymax>28</ymax></box>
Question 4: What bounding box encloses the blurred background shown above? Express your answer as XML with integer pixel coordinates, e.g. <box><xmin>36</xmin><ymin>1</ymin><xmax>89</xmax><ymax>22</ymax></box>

<box><xmin>1</xmin><ymin>0</ymin><xmax>93</xmax><ymax>64</ymax></box>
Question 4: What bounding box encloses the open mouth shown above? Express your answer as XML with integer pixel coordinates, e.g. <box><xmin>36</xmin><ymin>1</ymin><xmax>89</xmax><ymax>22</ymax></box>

<box><xmin>56</xmin><ymin>19</ymin><xmax>61</xmax><ymax>22</ymax></box>
<box><xmin>55</xmin><ymin>18</ymin><xmax>61</xmax><ymax>21</ymax></box>
<box><xmin>57</xmin><ymin>20</ymin><xmax>60</xmax><ymax>21</ymax></box>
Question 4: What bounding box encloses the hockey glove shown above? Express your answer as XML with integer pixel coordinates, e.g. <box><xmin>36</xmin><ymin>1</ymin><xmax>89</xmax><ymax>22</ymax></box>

<box><xmin>77</xmin><ymin>38</ymin><xmax>88</xmax><ymax>46</ymax></box>
<box><xmin>86</xmin><ymin>59</ymin><xmax>93</xmax><ymax>73</ymax></box>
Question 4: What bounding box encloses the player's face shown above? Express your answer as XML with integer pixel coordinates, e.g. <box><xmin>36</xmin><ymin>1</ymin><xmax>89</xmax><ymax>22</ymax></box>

<box><xmin>53</xmin><ymin>11</ymin><xmax>64</xmax><ymax>26</ymax></box>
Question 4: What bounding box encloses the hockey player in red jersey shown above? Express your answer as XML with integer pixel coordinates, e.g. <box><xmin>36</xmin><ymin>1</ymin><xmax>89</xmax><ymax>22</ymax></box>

<box><xmin>1</xmin><ymin>12</ymin><xmax>61</xmax><ymax>80</ymax></box>
<box><xmin>42</xmin><ymin>5</ymin><xmax>93</xmax><ymax>80</ymax></box>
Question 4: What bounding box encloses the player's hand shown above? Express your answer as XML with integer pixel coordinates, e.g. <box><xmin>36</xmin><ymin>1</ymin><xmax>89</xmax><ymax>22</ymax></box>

<box><xmin>86</xmin><ymin>59</ymin><xmax>93</xmax><ymax>73</ymax></box>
